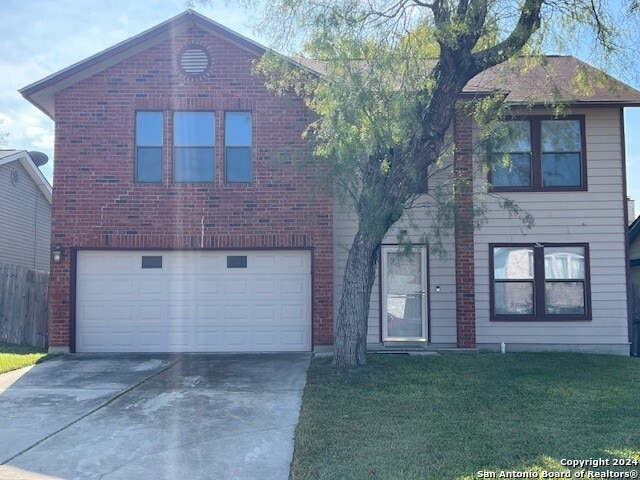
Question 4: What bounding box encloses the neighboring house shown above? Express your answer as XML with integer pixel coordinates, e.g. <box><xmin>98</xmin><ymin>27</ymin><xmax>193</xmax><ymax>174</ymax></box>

<box><xmin>0</xmin><ymin>150</ymin><xmax>52</xmax><ymax>271</ymax></box>
<box><xmin>20</xmin><ymin>11</ymin><xmax>639</xmax><ymax>354</ymax></box>
<box><xmin>631</xmin><ymin>215</ymin><xmax>640</xmax><ymax>285</ymax></box>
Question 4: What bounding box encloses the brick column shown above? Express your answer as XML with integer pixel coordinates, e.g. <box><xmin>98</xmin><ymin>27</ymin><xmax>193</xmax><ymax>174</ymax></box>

<box><xmin>454</xmin><ymin>110</ymin><xmax>477</xmax><ymax>348</ymax></box>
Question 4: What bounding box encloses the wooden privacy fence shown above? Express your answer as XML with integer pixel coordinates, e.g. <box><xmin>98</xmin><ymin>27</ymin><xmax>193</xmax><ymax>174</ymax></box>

<box><xmin>0</xmin><ymin>262</ymin><xmax>49</xmax><ymax>349</ymax></box>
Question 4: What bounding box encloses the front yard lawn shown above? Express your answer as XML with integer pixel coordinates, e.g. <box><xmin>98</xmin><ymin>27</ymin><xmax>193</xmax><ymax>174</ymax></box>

<box><xmin>291</xmin><ymin>353</ymin><xmax>640</xmax><ymax>480</ymax></box>
<box><xmin>0</xmin><ymin>342</ymin><xmax>50</xmax><ymax>374</ymax></box>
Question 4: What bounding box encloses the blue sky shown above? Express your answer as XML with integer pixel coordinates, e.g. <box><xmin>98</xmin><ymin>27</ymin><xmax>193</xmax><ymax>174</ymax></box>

<box><xmin>1</xmin><ymin>0</ymin><xmax>639</xmax><ymax>216</ymax></box>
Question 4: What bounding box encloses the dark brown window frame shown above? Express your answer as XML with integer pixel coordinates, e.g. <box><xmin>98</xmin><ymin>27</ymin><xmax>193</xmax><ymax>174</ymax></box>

<box><xmin>489</xmin><ymin>115</ymin><xmax>588</xmax><ymax>192</ymax></box>
<box><xmin>489</xmin><ymin>242</ymin><xmax>592</xmax><ymax>322</ymax></box>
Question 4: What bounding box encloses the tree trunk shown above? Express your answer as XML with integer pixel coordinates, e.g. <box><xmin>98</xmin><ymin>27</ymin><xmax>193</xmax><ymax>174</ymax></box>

<box><xmin>334</xmin><ymin>229</ymin><xmax>382</xmax><ymax>366</ymax></box>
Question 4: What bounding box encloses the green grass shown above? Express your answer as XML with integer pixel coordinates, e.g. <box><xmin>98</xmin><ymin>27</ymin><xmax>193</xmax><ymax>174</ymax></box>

<box><xmin>0</xmin><ymin>342</ymin><xmax>52</xmax><ymax>374</ymax></box>
<box><xmin>291</xmin><ymin>353</ymin><xmax>640</xmax><ymax>480</ymax></box>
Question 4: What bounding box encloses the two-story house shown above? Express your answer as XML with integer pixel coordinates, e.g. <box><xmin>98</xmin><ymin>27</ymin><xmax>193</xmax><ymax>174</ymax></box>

<box><xmin>20</xmin><ymin>11</ymin><xmax>640</xmax><ymax>355</ymax></box>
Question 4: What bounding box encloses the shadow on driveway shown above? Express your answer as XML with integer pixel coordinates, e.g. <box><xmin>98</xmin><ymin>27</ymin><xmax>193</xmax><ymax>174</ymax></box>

<box><xmin>0</xmin><ymin>353</ymin><xmax>310</xmax><ymax>480</ymax></box>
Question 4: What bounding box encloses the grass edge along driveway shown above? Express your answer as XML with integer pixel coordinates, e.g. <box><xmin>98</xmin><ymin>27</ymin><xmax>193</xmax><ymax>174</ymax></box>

<box><xmin>0</xmin><ymin>342</ymin><xmax>52</xmax><ymax>374</ymax></box>
<box><xmin>291</xmin><ymin>353</ymin><xmax>640</xmax><ymax>480</ymax></box>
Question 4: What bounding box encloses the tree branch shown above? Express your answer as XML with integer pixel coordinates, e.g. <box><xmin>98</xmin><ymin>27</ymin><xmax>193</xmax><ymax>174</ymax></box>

<box><xmin>471</xmin><ymin>0</ymin><xmax>543</xmax><ymax>73</ymax></box>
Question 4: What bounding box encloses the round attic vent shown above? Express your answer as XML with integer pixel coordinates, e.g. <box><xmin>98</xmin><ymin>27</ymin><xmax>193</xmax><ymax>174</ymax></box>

<box><xmin>179</xmin><ymin>47</ymin><xmax>210</xmax><ymax>76</ymax></box>
<box><xmin>10</xmin><ymin>169</ymin><xmax>19</xmax><ymax>186</ymax></box>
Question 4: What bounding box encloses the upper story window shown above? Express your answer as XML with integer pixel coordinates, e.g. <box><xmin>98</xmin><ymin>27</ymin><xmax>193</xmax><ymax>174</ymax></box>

<box><xmin>225</xmin><ymin>112</ymin><xmax>252</xmax><ymax>183</ymax></box>
<box><xmin>491</xmin><ymin>243</ymin><xmax>591</xmax><ymax>321</ymax></box>
<box><xmin>490</xmin><ymin>116</ymin><xmax>586</xmax><ymax>191</ymax></box>
<box><xmin>135</xmin><ymin>112</ymin><xmax>163</xmax><ymax>183</ymax></box>
<box><xmin>174</xmin><ymin>112</ymin><xmax>215</xmax><ymax>183</ymax></box>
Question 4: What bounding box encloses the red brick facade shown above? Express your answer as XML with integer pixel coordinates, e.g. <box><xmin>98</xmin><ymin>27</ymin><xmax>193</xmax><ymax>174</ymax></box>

<box><xmin>454</xmin><ymin>110</ymin><xmax>477</xmax><ymax>348</ymax></box>
<box><xmin>49</xmin><ymin>25</ymin><xmax>333</xmax><ymax>350</ymax></box>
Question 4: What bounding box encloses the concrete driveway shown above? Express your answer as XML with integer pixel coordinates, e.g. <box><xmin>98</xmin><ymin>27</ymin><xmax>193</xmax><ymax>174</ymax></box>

<box><xmin>0</xmin><ymin>353</ymin><xmax>310</xmax><ymax>480</ymax></box>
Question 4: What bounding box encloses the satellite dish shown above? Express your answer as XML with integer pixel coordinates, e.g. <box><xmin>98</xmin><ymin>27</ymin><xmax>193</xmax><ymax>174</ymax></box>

<box><xmin>28</xmin><ymin>151</ymin><xmax>49</xmax><ymax>167</ymax></box>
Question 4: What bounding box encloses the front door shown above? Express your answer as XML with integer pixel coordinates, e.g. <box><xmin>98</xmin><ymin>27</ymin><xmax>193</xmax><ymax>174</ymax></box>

<box><xmin>382</xmin><ymin>246</ymin><xmax>428</xmax><ymax>342</ymax></box>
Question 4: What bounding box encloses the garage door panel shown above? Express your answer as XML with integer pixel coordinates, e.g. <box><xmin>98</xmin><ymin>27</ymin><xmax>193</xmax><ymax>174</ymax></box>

<box><xmin>195</xmin><ymin>255</ymin><xmax>221</xmax><ymax>272</ymax></box>
<box><xmin>252</xmin><ymin>255</ymin><xmax>276</xmax><ymax>270</ymax></box>
<box><xmin>76</xmin><ymin>250</ymin><xmax>312</xmax><ymax>353</ymax></box>
<box><xmin>253</xmin><ymin>279</ymin><xmax>277</xmax><ymax>294</ymax></box>
<box><xmin>195</xmin><ymin>305</ymin><xmax>220</xmax><ymax>321</ymax></box>
<box><xmin>282</xmin><ymin>278</ymin><xmax>306</xmax><ymax>295</ymax></box>
<box><xmin>139</xmin><ymin>306</ymin><xmax>164</xmax><ymax>323</ymax></box>
<box><xmin>253</xmin><ymin>305</ymin><xmax>277</xmax><ymax>322</ymax></box>
<box><xmin>79</xmin><ymin>304</ymin><xmax>105</xmax><ymax>323</ymax></box>
<box><xmin>282</xmin><ymin>330</ymin><xmax>307</xmax><ymax>348</ymax></box>
<box><xmin>168</xmin><ymin>278</ymin><xmax>191</xmax><ymax>295</ymax></box>
<box><xmin>224</xmin><ymin>278</ymin><xmax>249</xmax><ymax>295</ymax></box>
<box><xmin>254</xmin><ymin>331</ymin><xmax>277</xmax><ymax>346</ymax></box>
<box><xmin>77</xmin><ymin>254</ymin><xmax>133</xmax><ymax>275</ymax></box>
<box><xmin>110</xmin><ymin>279</ymin><xmax>135</xmax><ymax>295</ymax></box>
<box><xmin>140</xmin><ymin>280</ymin><xmax>164</xmax><ymax>296</ymax></box>
<box><xmin>110</xmin><ymin>332</ymin><xmax>135</xmax><ymax>348</ymax></box>
<box><xmin>195</xmin><ymin>329</ymin><xmax>222</xmax><ymax>347</ymax></box>
<box><xmin>168</xmin><ymin>329</ymin><xmax>192</xmax><ymax>348</ymax></box>
<box><xmin>168</xmin><ymin>305</ymin><xmax>191</xmax><ymax>321</ymax></box>
<box><xmin>110</xmin><ymin>306</ymin><xmax>134</xmax><ymax>323</ymax></box>
<box><xmin>166</xmin><ymin>255</ymin><xmax>193</xmax><ymax>272</ymax></box>
<box><xmin>282</xmin><ymin>304</ymin><xmax>306</xmax><ymax>321</ymax></box>
<box><xmin>282</xmin><ymin>254</ymin><xmax>305</xmax><ymax>270</ymax></box>
<box><xmin>224</xmin><ymin>305</ymin><xmax>249</xmax><ymax>322</ymax></box>
<box><xmin>196</xmin><ymin>279</ymin><xmax>220</xmax><ymax>295</ymax></box>
<box><xmin>78</xmin><ymin>330</ymin><xmax>113</xmax><ymax>350</ymax></box>
<box><xmin>83</xmin><ymin>279</ymin><xmax>105</xmax><ymax>295</ymax></box>
<box><xmin>225</xmin><ymin>331</ymin><xmax>249</xmax><ymax>347</ymax></box>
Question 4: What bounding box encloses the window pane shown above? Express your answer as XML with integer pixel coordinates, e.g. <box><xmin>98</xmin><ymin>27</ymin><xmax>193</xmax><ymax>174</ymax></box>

<box><xmin>495</xmin><ymin>282</ymin><xmax>534</xmax><ymax>315</ymax></box>
<box><xmin>542</xmin><ymin>153</ymin><xmax>582</xmax><ymax>187</ymax></box>
<box><xmin>541</xmin><ymin>120</ymin><xmax>581</xmax><ymax>152</ymax></box>
<box><xmin>491</xmin><ymin>153</ymin><xmax>532</xmax><ymax>188</ymax></box>
<box><xmin>174</xmin><ymin>112</ymin><xmax>215</xmax><ymax>146</ymax></box>
<box><xmin>136</xmin><ymin>147</ymin><xmax>162</xmax><ymax>183</ymax></box>
<box><xmin>545</xmin><ymin>281</ymin><xmax>585</xmax><ymax>315</ymax></box>
<box><xmin>493</xmin><ymin>247</ymin><xmax>534</xmax><ymax>279</ymax></box>
<box><xmin>136</xmin><ymin>112</ymin><xmax>163</xmax><ymax>146</ymax></box>
<box><xmin>174</xmin><ymin>147</ymin><xmax>214</xmax><ymax>182</ymax></box>
<box><xmin>495</xmin><ymin>121</ymin><xmax>531</xmax><ymax>152</ymax></box>
<box><xmin>226</xmin><ymin>112</ymin><xmax>252</xmax><ymax>146</ymax></box>
<box><xmin>226</xmin><ymin>147</ymin><xmax>252</xmax><ymax>182</ymax></box>
<box><xmin>545</xmin><ymin>247</ymin><xmax>585</xmax><ymax>279</ymax></box>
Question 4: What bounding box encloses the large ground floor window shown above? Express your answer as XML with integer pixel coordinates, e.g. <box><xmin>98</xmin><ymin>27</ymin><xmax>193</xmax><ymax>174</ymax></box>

<box><xmin>490</xmin><ymin>243</ymin><xmax>591</xmax><ymax>321</ymax></box>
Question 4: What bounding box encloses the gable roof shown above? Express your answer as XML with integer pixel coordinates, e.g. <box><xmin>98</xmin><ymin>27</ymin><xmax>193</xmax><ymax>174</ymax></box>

<box><xmin>20</xmin><ymin>11</ymin><xmax>640</xmax><ymax>119</ymax></box>
<box><xmin>20</xmin><ymin>10</ymin><xmax>269</xmax><ymax>119</ymax></box>
<box><xmin>0</xmin><ymin>150</ymin><xmax>53</xmax><ymax>203</ymax></box>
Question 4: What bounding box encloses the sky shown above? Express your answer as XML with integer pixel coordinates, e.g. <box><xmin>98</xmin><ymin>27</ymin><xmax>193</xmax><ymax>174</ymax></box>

<box><xmin>1</xmin><ymin>0</ymin><xmax>639</xmax><ymax>217</ymax></box>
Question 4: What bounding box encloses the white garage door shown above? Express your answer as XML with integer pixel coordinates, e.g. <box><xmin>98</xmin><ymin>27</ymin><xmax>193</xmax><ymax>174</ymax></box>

<box><xmin>75</xmin><ymin>250</ymin><xmax>312</xmax><ymax>353</ymax></box>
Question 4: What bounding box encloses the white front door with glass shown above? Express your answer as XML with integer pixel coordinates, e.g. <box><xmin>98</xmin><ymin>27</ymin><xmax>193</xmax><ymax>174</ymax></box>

<box><xmin>382</xmin><ymin>246</ymin><xmax>428</xmax><ymax>342</ymax></box>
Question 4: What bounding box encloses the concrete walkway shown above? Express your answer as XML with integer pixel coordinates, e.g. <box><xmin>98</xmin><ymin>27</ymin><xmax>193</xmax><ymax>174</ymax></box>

<box><xmin>0</xmin><ymin>353</ymin><xmax>310</xmax><ymax>480</ymax></box>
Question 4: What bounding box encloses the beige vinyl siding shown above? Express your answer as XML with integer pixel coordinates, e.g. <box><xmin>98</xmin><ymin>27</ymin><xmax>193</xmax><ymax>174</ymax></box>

<box><xmin>0</xmin><ymin>162</ymin><xmax>51</xmax><ymax>271</ymax></box>
<box><xmin>333</xmin><ymin>159</ymin><xmax>458</xmax><ymax>346</ymax></box>
<box><xmin>474</xmin><ymin>108</ymin><xmax>629</xmax><ymax>348</ymax></box>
